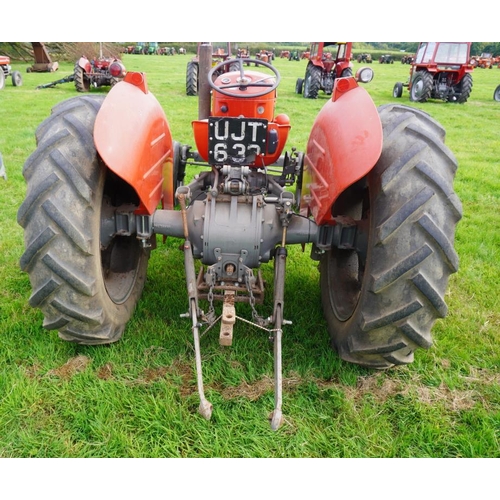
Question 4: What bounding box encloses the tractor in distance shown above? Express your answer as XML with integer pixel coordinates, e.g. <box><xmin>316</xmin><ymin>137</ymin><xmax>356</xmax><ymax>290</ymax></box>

<box><xmin>393</xmin><ymin>42</ymin><xmax>474</xmax><ymax>103</ymax></box>
<box><xmin>255</xmin><ymin>49</ymin><xmax>274</xmax><ymax>63</ymax></box>
<box><xmin>133</xmin><ymin>43</ymin><xmax>146</xmax><ymax>54</ymax></box>
<box><xmin>17</xmin><ymin>45</ymin><xmax>462</xmax><ymax>430</ymax></box>
<box><xmin>379</xmin><ymin>54</ymin><xmax>394</xmax><ymax>64</ymax></box>
<box><xmin>356</xmin><ymin>53</ymin><xmax>372</xmax><ymax>63</ymax></box>
<box><xmin>186</xmin><ymin>42</ymin><xmax>234</xmax><ymax>96</ymax></box>
<box><xmin>0</xmin><ymin>55</ymin><xmax>23</xmax><ymax>90</ymax></box>
<box><xmin>470</xmin><ymin>52</ymin><xmax>496</xmax><ymax>69</ymax></box>
<box><xmin>73</xmin><ymin>54</ymin><xmax>126</xmax><ymax>92</ymax></box>
<box><xmin>295</xmin><ymin>42</ymin><xmax>355</xmax><ymax>98</ymax></box>
<box><xmin>401</xmin><ymin>54</ymin><xmax>414</xmax><ymax>64</ymax></box>
<box><xmin>147</xmin><ymin>42</ymin><xmax>159</xmax><ymax>55</ymax></box>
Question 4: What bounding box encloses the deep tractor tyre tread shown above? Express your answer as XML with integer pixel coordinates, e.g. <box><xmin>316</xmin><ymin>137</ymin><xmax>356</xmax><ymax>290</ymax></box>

<box><xmin>74</xmin><ymin>62</ymin><xmax>90</xmax><ymax>93</ymax></box>
<box><xmin>410</xmin><ymin>70</ymin><xmax>433</xmax><ymax>102</ymax></box>
<box><xmin>186</xmin><ymin>61</ymin><xmax>198</xmax><ymax>96</ymax></box>
<box><xmin>303</xmin><ymin>64</ymin><xmax>321</xmax><ymax>99</ymax></box>
<box><xmin>17</xmin><ymin>95</ymin><xmax>150</xmax><ymax>345</ymax></box>
<box><xmin>320</xmin><ymin>104</ymin><xmax>463</xmax><ymax>369</ymax></box>
<box><xmin>456</xmin><ymin>73</ymin><xmax>473</xmax><ymax>103</ymax></box>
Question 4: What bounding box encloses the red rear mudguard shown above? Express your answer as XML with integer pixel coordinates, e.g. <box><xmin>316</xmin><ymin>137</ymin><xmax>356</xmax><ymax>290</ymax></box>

<box><xmin>300</xmin><ymin>79</ymin><xmax>383</xmax><ymax>225</ymax></box>
<box><xmin>77</xmin><ymin>56</ymin><xmax>93</xmax><ymax>73</ymax></box>
<box><xmin>94</xmin><ymin>72</ymin><xmax>174</xmax><ymax>214</ymax></box>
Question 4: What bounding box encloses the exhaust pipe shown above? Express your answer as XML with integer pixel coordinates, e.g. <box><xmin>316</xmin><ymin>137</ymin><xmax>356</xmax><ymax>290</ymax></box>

<box><xmin>198</xmin><ymin>43</ymin><xmax>212</xmax><ymax>120</ymax></box>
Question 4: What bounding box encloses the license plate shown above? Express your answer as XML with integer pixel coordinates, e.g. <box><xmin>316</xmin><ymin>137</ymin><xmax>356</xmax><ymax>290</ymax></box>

<box><xmin>208</xmin><ymin>117</ymin><xmax>268</xmax><ymax>165</ymax></box>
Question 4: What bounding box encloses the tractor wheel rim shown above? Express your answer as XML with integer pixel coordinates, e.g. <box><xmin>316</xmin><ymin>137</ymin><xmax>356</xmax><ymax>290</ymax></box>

<box><xmin>413</xmin><ymin>80</ymin><xmax>424</xmax><ymax>97</ymax></box>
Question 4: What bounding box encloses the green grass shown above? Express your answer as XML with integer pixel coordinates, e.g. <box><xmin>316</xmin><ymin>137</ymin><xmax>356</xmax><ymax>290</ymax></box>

<box><xmin>1</xmin><ymin>51</ymin><xmax>499</xmax><ymax>458</ymax></box>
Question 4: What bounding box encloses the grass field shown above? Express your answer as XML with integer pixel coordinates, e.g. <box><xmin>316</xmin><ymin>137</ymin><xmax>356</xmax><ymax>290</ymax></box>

<box><xmin>0</xmin><ymin>50</ymin><xmax>499</xmax><ymax>459</ymax></box>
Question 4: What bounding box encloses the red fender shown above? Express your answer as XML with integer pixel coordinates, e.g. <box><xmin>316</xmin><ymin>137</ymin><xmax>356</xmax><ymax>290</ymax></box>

<box><xmin>94</xmin><ymin>72</ymin><xmax>174</xmax><ymax>214</ymax></box>
<box><xmin>300</xmin><ymin>78</ymin><xmax>383</xmax><ymax>225</ymax></box>
<box><xmin>77</xmin><ymin>56</ymin><xmax>92</xmax><ymax>73</ymax></box>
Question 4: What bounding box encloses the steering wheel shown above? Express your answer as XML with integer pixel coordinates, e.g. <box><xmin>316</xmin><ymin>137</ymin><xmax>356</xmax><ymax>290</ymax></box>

<box><xmin>208</xmin><ymin>58</ymin><xmax>280</xmax><ymax>98</ymax></box>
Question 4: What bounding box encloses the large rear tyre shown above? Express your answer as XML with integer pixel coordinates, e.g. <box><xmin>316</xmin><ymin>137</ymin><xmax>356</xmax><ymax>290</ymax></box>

<box><xmin>454</xmin><ymin>73</ymin><xmax>473</xmax><ymax>103</ymax></box>
<box><xmin>186</xmin><ymin>61</ymin><xmax>198</xmax><ymax>96</ymax></box>
<box><xmin>410</xmin><ymin>70</ymin><xmax>433</xmax><ymax>102</ymax></box>
<box><xmin>17</xmin><ymin>95</ymin><xmax>150</xmax><ymax>345</ymax></box>
<box><xmin>320</xmin><ymin>104</ymin><xmax>462</xmax><ymax>368</ymax></box>
<box><xmin>74</xmin><ymin>63</ymin><xmax>90</xmax><ymax>92</ymax></box>
<box><xmin>303</xmin><ymin>64</ymin><xmax>321</xmax><ymax>99</ymax></box>
<box><xmin>341</xmin><ymin>67</ymin><xmax>353</xmax><ymax>78</ymax></box>
<box><xmin>494</xmin><ymin>84</ymin><xmax>500</xmax><ymax>102</ymax></box>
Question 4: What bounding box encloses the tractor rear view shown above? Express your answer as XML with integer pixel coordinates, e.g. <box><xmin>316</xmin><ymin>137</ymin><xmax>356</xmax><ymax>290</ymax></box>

<box><xmin>186</xmin><ymin>42</ymin><xmax>234</xmax><ymax>96</ymax></box>
<box><xmin>17</xmin><ymin>45</ymin><xmax>462</xmax><ymax>429</ymax></box>
<box><xmin>73</xmin><ymin>55</ymin><xmax>126</xmax><ymax>92</ymax></box>
<box><xmin>295</xmin><ymin>42</ymin><xmax>354</xmax><ymax>98</ymax></box>
<box><xmin>393</xmin><ymin>42</ymin><xmax>474</xmax><ymax>103</ymax></box>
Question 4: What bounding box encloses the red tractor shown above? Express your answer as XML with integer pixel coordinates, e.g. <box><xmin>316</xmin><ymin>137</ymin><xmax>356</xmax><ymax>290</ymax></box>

<box><xmin>74</xmin><ymin>55</ymin><xmax>126</xmax><ymax>92</ymax></box>
<box><xmin>0</xmin><ymin>55</ymin><xmax>23</xmax><ymax>90</ymax></box>
<box><xmin>17</xmin><ymin>48</ymin><xmax>462</xmax><ymax>429</ymax></box>
<box><xmin>295</xmin><ymin>42</ymin><xmax>355</xmax><ymax>98</ymax></box>
<box><xmin>393</xmin><ymin>42</ymin><xmax>474</xmax><ymax>103</ymax></box>
<box><xmin>471</xmin><ymin>52</ymin><xmax>494</xmax><ymax>69</ymax></box>
<box><xmin>401</xmin><ymin>54</ymin><xmax>414</xmax><ymax>64</ymax></box>
<box><xmin>186</xmin><ymin>42</ymin><xmax>234</xmax><ymax>96</ymax></box>
<box><xmin>255</xmin><ymin>49</ymin><xmax>274</xmax><ymax>63</ymax></box>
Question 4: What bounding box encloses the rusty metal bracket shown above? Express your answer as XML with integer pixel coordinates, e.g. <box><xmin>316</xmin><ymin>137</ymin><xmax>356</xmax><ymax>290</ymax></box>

<box><xmin>220</xmin><ymin>291</ymin><xmax>236</xmax><ymax>346</ymax></box>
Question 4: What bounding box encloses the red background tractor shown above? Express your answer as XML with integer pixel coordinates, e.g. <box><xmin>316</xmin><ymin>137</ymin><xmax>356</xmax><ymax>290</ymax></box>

<box><xmin>186</xmin><ymin>42</ymin><xmax>234</xmax><ymax>96</ymax></box>
<box><xmin>295</xmin><ymin>42</ymin><xmax>354</xmax><ymax>98</ymax></box>
<box><xmin>73</xmin><ymin>55</ymin><xmax>126</xmax><ymax>92</ymax></box>
<box><xmin>393</xmin><ymin>42</ymin><xmax>474</xmax><ymax>103</ymax></box>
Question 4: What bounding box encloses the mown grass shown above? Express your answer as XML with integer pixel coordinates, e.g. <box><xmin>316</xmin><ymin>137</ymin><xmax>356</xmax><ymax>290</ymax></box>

<box><xmin>0</xmin><ymin>49</ymin><xmax>499</xmax><ymax>458</ymax></box>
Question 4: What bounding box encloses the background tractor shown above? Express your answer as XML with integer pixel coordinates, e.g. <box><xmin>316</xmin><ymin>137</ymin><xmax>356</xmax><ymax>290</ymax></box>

<box><xmin>17</xmin><ymin>45</ymin><xmax>462</xmax><ymax>430</ymax></box>
<box><xmin>356</xmin><ymin>53</ymin><xmax>372</xmax><ymax>63</ymax></box>
<box><xmin>255</xmin><ymin>49</ymin><xmax>274</xmax><ymax>63</ymax></box>
<box><xmin>147</xmin><ymin>42</ymin><xmax>159</xmax><ymax>55</ymax></box>
<box><xmin>295</xmin><ymin>42</ymin><xmax>354</xmax><ymax>98</ymax></box>
<box><xmin>73</xmin><ymin>54</ymin><xmax>126</xmax><ymax>92</ymax></box>
<box><xmin>0</xmin><ymin>55</ymin><xmax>23</xmax><ymax>89</ymax></box>
<box><xmin>186</xmin><ymin>42</ymin><xmax>234</xmax><ymax>96</ymax></box>
<box><xmin>133</xmin><ymin>43</ymin><xmax>146</xmax><ymax>55</ymax></box>
<box><xmin>379</xmin><ymin>54</ymin><xmax>394</xmax><ymax>64</ymax></box>
<box><xmin>393</xmin><ymin>42</ymin><xmax>474</xmax><ymax>103</ymax></box>
<box><xmin>401</xmin><ymin>54</ymin><xmax>414</xmax><ymax>64</ymax></box>
<box><xmin>471</xmin><ymin>52</ymin><xmax>495</xmax><ymax>68</ymax></box>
